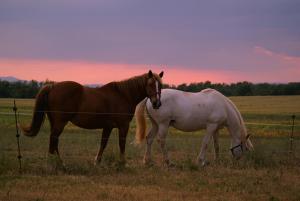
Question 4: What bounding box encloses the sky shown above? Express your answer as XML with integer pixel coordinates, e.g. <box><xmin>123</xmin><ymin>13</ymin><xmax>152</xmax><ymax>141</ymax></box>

<box><xmin>0</xmin><ymin>0</ymin><xmax>299</xmax><ymax>85</ymax></box>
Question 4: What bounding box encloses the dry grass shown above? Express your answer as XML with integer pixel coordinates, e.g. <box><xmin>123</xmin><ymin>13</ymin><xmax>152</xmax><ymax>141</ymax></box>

<box><xmin>0</xmin><ymin>96</ymin><xmax>300</xmax><ymax>201</ymax></box>
<box><xmin>1</xmin><ymin>165</ymin><xmax>300</xmax><ymax>201</ymax></box>
<box><xmin>230</xmin><ymin>95</ymin><xmax>300</xmax><ymax>114</ymax></box>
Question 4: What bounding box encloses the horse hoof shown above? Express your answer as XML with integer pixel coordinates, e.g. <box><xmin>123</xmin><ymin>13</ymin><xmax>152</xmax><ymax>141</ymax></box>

<box><xmin>201</xmin><ymin>161</ymin><xmax>210</xmax><ymax>167</ymax></box>
<box><xmin>94</xmin><ymin>158</ymin><xmax>102</xmax><ymax>166</ymax></box>
<box><xmin>165</xmin><ymin>162</ymin><xmax>176</xmax><ymax>169</ymax></box>
<box><xmin>143</xmin><ymin>157</ymin><xmax>150</xmax><ymax>164</ymax></box>
<box><xmin>47</xmin><ymin>160</ymin><xmax>66</xmax><ymax>172</ymax></box>
<box><xmin>116</xmin><ymin>160</ymin><xmax>128</xmax><ymax>169</ymax></box>
<box><xmin>197</xmin><ymin>159</ymin><xmax>210</xmax><ymax>167</ymax></box>
<box><xmin>143</xmin><ymin>159</ymin><xmax>154</xmax><ymax>166</ymax></box>
<box><xmin>119</xmin><ymin>160</ymin><xmax>126</xmax><ymax>166</ymax></box>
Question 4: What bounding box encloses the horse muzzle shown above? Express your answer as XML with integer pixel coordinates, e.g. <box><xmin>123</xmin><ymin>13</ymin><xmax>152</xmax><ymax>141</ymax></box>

<box><xmin>230</xmin><ymin>144</ymin><xmax>243</xmax><ymax>160</ymax></box>
<box><xmin>152</xmin><ymin>101</ymin><xmax>161</xmax><ymax>109</ymax></box>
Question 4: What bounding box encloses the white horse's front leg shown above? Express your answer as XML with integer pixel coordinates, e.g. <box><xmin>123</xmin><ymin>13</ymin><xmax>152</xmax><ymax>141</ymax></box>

<box><xmin>213</xmin><ymin>131</ymin><xmax>220</xmax><ymax>160</ymax></box>
<box><xmin>157</xmin><ymin>124</ymin><xmax>170</xmax><ymax>166</ymax></box>
<box><xmin>197</xmin><ymin>123</ymin><xmax>218</xmax><ymax>166</ymax></box>
<box><xmin>144</xmin><ymin>125</ymin><xmax>158</xmax><ymax>165</ymax></box>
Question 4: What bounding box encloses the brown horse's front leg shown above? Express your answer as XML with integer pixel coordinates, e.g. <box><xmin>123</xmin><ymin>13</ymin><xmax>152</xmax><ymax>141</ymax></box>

<box><xmin>118</xmin><ymin>123</ymin><xmax>129</xmax><ymax>164</ymax></box>
<box><xmin>95</xmin><ymin>127</ymin><xmax>113</xmax><ymax>165</ymax></box>
<box><xmin>49</xmin><ymin>135</ymin><xmax>59</xmax><ymax>155</ymax></box>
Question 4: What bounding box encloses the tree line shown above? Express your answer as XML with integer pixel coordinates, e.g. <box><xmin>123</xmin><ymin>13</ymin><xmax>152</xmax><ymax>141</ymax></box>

<box><xmin>0</xmin><ymin>80</ymin><xmax>54</xmax><ymax>98</ymax></box>
<box><xmin>164</xmin><ymin>81</ymin><xmax>300</xmax><ymax>96</ymax></box>
<box><xmin>0</xmin><ymin>80</ymin><xmax>299</xmax><ymax>98</ymax></box>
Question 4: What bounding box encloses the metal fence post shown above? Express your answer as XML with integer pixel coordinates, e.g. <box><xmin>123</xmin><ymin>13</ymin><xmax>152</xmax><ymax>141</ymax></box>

<box><xmin>290</xmin><ymin>114</ymin><xmax>296</xmax><ymax>156</ymax></box>
<box><xmin>13</xmin><ymin>99</ymin><xmax>22</xmax><ymax>173</ymax></box>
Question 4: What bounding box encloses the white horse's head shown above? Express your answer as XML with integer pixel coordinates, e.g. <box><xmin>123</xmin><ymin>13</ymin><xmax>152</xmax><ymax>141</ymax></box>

<box><xmin>231</xmin><ymin>134</ymin><xmax>254</xmax><ymax>159</ymax></box>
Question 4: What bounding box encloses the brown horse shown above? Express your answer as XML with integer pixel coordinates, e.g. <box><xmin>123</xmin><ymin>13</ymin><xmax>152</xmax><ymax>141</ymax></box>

<box><xmin>21</xmin><ymin>70</ymin><xmax>164</xmax><ymax>165</ymax></box>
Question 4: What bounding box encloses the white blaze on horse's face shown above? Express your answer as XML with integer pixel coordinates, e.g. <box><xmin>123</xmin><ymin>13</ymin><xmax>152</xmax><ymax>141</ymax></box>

<box><xmin>156</xmin><ymin>81</ymin><xmax>159</xmax><ymax>100</ymax></box>
<box><xmin>148</xmin><ymin>79</ymin><xmax>162</xmax><ymax>109</ymax></box>
<box><xmin>146</xmin><ymin>70</ymin><xmax>163</xmax><ymax>109</ymax></box>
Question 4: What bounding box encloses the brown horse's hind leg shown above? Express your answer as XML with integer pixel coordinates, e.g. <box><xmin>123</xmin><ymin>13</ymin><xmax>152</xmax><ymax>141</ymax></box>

<box><xmin>47</xmin><ymin>121</ymin><xmax>67</xmax><ymax>170</ymax></box>
<box><xmin>49</xmin><ymin>128</ymin><xmax>63</xmax><ymax>155</ymax></box>
<box><xmin>47</xmin><ymin>111</ymin><xmax>68</xmax><ymax>155</ymax></box>
<box><xmin>118</xmin><ymin>123</ymin><xmax>129</xmax><ymax>164</ymax></box>
<box><xmin>49</xmin><ymin>122</ymin><xmax>67</xmax><ymax>158</ymax></box>
<box><xmin>94</xmin><ymin>127</ymin><xmax>113</xmax><ymax>165</ymax></box>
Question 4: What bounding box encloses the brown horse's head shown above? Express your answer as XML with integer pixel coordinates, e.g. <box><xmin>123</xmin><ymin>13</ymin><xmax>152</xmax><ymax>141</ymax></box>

<box><xmin>146</xmin><ymin>70</ymin><xmax>164</xmax><ymax>109</ymax></box>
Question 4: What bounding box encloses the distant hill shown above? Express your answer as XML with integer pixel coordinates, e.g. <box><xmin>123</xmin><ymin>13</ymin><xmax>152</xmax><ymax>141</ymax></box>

<box><xmin>0</xmin><ymin>76</ymin><xmax>21</xmax><ymax>82</ymax></box>
<box><xmin>85</xmin><ymin>84</ymin><xmax>102</xmax><ymax>88</ymax></box>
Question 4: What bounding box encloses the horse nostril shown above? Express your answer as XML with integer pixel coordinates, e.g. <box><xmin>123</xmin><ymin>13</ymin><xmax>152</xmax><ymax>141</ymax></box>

<box><xmin>152</xmin><ymin>101</ymin><xmax>161</xmax><ymax>109</ymax></box>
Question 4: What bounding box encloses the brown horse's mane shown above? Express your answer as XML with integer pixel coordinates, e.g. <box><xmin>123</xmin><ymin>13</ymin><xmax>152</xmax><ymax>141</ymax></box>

<box><xmin>111</xmin><ymin>73</ymin><xmax>162</xmax><ymax>103</ymax></box>
<box><xmin>115</xmin><ymin>73</ymin><xmax>147</xmax><ymax>93</ymax></box>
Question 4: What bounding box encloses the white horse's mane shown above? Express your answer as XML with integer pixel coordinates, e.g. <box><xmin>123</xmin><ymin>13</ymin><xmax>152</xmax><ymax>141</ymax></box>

<box><xmin>201</xmin><ymin>88</ymin><xmax>248</xmax><ymax>140</ymax></box>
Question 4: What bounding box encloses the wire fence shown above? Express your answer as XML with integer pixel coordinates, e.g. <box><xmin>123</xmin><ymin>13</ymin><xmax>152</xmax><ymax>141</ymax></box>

<box><xmin>0</xmin><ymin>111</ymin><xmax>299</xmax><ymax>128</ymax></box>
<box><xmin>0</xmin><ymin>101</ymin><xmax>299</xmax><ymax>173</ymax></box>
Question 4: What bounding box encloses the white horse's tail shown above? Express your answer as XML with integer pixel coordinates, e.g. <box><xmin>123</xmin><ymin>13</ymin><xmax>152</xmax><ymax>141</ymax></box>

<box><xmin>135</xmin><ymin>98</ymin><xmax>148</xmax><ymax>144</ymax></box>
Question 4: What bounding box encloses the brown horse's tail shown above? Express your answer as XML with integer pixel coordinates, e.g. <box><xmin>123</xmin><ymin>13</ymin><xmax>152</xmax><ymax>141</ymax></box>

<box><xmin>135</xmin><ymin>98</ymin><xmax>148</xmax><ymax>144</ymax></box>
<box><xmin>20</xmin><ymin>85</ymin><xmax>52</xmax><ymax>137</ymax></box>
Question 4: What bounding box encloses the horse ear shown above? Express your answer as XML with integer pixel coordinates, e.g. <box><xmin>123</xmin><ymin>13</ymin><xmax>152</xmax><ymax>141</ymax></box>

<box><xmin>246</xmin><ymin>134</ymin><xmax>251</xmax><ymax>139</ymax></box>
<box><xmin>148</xmin><ymin>70</ymin><xmax>153</xmax><ymax>78</ymax></box>
<box><xmin>159</xmin><ymin>71</ymin><xmax>164</xmax><ymax>78</ymax></box>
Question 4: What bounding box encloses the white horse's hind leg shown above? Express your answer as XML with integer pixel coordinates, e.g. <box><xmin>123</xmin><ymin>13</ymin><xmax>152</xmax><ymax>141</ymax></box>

<box><xmin>213</xmin><ymin>131</ymin><xmax>220</xmax><ymax>160</ymax></box>
<box><xmin>144</xmin><ymin>124</ymin><xmax>158</xmax><ymax>165</ymax></box>
<box><xmin>157</xmin><ymin>123</ymin><xmax>170</xmax><ymax>166</ymax></box>
<box><xmin>197</xmin><ymin>123</ymin><xmax>218</xmax><ymax>166</ymax></box>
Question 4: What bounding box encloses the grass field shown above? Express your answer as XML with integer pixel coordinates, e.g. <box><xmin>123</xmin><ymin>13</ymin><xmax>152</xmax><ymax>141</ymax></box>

<box><xmin>0</xmin><ymin>96</ymin><xmax>300</xmax><ymax>201</ymax></box>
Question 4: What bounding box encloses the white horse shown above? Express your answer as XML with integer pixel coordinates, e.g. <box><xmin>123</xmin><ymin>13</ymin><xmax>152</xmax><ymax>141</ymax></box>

<box><xmin>135</xmin><ymin>88</ymin><xmax>254</xmax><ymax>166</ymax></box>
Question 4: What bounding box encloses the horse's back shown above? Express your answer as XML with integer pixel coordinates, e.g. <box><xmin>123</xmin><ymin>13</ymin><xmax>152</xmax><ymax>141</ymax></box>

<box><xmin>71</xmin><ymin>83</ymin><xmax>133</xmax><ymax>129</ymax></box>
<box><xmin>48</xmin><ymin>81</ymin><xmax>84</xmax><ymax>109</ymax></box>
<box><xmin>77</xmin><ymin>85</ymin><xmax>122</xmax><ymax>115</ymax></box>
<box><xmin>147</xmin><ymin>88</ymin><xmax>228</xmax><ymax>131</ymax></box>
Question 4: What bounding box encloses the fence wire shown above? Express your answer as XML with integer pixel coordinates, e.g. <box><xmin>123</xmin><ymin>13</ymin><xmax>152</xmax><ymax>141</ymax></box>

<box><xmin>0</xmin><ymin>111</ymin><xmax>299</xmax><ymax>128</ymax></box>
<box><xmin>0</xmin><ymin>105</ymin><xmax>299</xmax><ymax>174</ymax></box>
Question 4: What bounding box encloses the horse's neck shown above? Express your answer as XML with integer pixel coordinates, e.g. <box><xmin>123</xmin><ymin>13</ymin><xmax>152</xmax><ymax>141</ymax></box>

<box><xmin>226</xmin><ymin>100</ymin><xmax>244</xmax><ymax>145</ymax></box>
<box><xmin>115</xmin><ymin>78</ymin><xmax>147</xmax><ymax>107</ymax></box>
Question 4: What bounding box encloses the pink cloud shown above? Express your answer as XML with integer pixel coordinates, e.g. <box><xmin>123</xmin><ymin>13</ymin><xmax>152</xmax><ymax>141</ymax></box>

<box><xmin>254</xmin><ymin>46</ymin><xmax>300</xmax><ymax>67</ymax></box>
<box><xmin>254</xmin><ymin>46</ymin><xmax>274</xmax><ymax>57</ymax></box>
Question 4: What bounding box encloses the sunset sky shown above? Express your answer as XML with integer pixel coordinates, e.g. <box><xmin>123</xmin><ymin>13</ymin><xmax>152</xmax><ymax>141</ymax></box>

<box><xmin>0</xmin><ymin>0</ymin><xmax>299</xmax><ymax>85</ymax></box>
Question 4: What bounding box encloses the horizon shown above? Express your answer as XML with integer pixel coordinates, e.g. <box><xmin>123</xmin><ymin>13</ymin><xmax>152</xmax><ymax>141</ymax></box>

<box><xmin>1</xmin><ymin>1</ymin><xmax>299</xmax><ymax>84</ymax></box>
<box><xmin>0</xmin><ymin>74</ymin><xmax>298</xmax><ymax>86</ymax></box>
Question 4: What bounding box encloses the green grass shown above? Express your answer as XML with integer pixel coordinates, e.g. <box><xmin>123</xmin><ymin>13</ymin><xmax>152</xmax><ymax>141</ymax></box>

<box><xmin>0</xmin><ymin>96</ymin><xmax>300</xmax><ymax>201</ymax></box>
